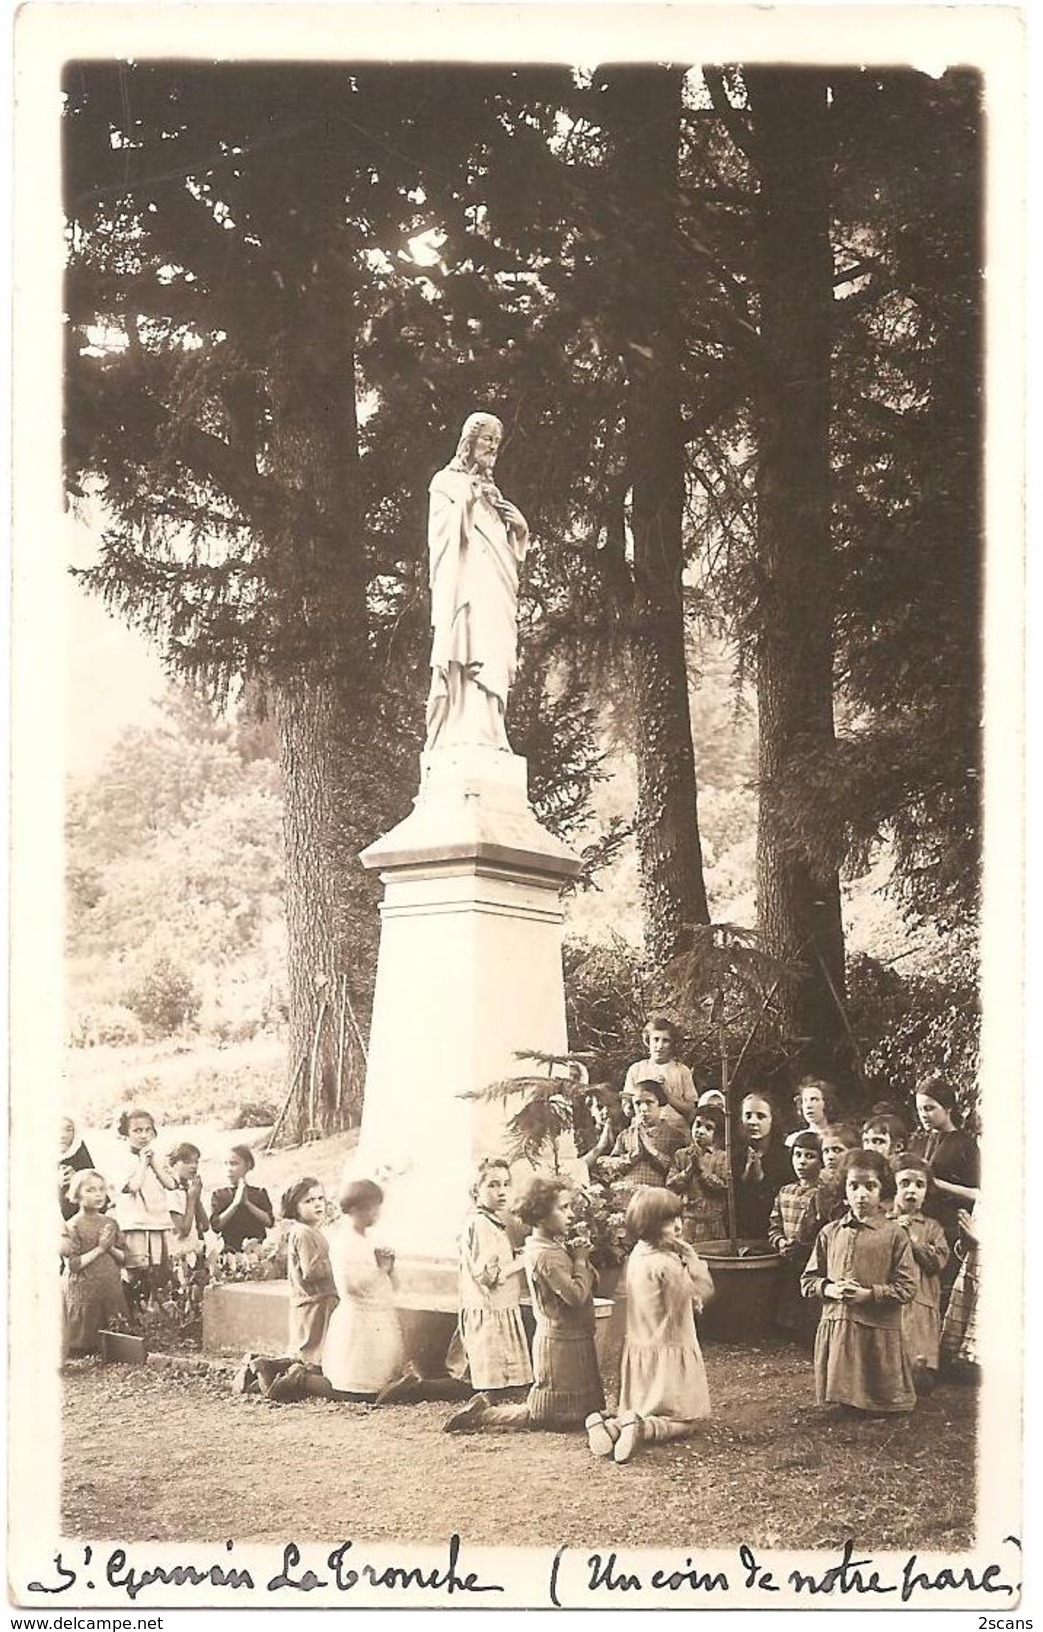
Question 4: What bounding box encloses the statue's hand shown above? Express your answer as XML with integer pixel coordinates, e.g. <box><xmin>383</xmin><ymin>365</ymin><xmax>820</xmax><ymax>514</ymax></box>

<box><xmin>494</xmin><ymin>498</ymin><xmax>529</xmax><ymax>541</ymax></box>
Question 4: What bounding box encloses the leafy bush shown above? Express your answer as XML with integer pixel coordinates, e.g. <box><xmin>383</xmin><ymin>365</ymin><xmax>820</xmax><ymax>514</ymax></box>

<box><xmin>231</xmin><ymin>1099</ymin><xmax>280</xmax><ymax>1130</ymax></box>
<box><xmin>570</xmin><ymin>1181</ymin><xmax>630</xmax><ymax>1271</ymax></box>
<box><xmin>846</xmin><ymin>951</ymin><xmax>981</xmax><ymax>1127</ymax></box>
<box><xmin>562</xmin><ymin>933</ymin><xmax>652</xmax><ymax>1085</ymax></box>
<box><xmin>124</xmin><ymin>956</ymin><xmax>202</xmax><ymax>1039</ymax></box>
<box><xmin>68</xmin><ymin>1003</ymin><xmax>144</xmax><ymax>1049</ymax></box>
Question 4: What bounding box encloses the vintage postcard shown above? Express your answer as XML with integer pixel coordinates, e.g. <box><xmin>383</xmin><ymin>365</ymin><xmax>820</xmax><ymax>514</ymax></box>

<box><xmin>8</xmin><ymin>0</ymin><xmax>1030</xmax><ymax>1618</ymax></box>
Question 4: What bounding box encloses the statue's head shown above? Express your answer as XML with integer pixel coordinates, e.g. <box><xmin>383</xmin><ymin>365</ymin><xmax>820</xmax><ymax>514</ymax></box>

<box><xmin>455</xmin><ymin>412</ymin><xmax>504</xmax><ymax>473</ymax></box>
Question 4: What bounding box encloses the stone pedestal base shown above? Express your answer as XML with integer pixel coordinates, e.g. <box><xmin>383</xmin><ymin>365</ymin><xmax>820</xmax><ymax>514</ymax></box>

<box><xmin>201</xmin><ymin>1279</ymin><xmax>613</xmax><ymax>1381</ymax></box>
<box><xmin>355</xmin><ymin>746</ymin><xmax>581</xmax><ymax>1264</ymax></box>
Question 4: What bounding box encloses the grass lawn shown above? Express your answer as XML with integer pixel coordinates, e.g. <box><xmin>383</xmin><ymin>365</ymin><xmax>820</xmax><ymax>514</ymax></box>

<box><xmin>62</xmin><ymin>1342</ymin><xmax>976</xmax><ymax>1551</ymax></box>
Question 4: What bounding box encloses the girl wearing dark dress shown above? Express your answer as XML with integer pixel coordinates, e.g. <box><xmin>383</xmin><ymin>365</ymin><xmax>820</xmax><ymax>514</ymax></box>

<box><xmin>732</xmin><ymin>1093</ymin><xmax>792</xmax><ymax>1241</ymax></box>
<box><xmin>909</xmin><ymin>1076</ymin><xmax>979</xmax><ymax>1279</ymax></box>
<box><xmin>61</xmin><ymin>1170</ymin><xmax>128</xmax><ymax>1356</ymax></box>
<box><xmin>209</xmin><ymin>1144</ymin><xmax>274</xmax><ymax>1253</ymax></box>
<box><xmin>444</xmin><ymin>1177</ymin><xmax>603</xmax><ymax>1434</ymax></box>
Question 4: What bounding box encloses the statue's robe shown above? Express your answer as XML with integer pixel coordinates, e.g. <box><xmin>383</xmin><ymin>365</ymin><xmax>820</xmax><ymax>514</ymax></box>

<box><xmin>425</xmin><ymin>463</ymin><xmax>527</xmax><ymax>751</ymax></box>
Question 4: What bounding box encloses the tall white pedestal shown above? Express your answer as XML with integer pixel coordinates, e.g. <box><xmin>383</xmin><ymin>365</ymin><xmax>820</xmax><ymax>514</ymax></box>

<box><xmin>356</xmin><ymin>747</ymin><xmax>582</xmax><ymax>1276</ymax></box>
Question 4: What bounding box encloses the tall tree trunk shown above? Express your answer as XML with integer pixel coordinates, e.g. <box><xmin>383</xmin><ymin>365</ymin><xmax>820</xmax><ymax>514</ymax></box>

<box><xmin>746</xmin><ymin>69</ymin><xmax>847</xmax><ymax>1078</ymax></box>
<box><xmin>606</xmin><ymin>65</ymin><xmax>710</xmax><ymax>970</ymax></box>
<box><xmin>278</xmin><ymin>681</ymin><xmax>378</xmax><ymax>1138</ymax></box>
<box><xmin>268</xmin><ymin>279</ymin><xmax>378</xmax><ymax>1138</ymax></box>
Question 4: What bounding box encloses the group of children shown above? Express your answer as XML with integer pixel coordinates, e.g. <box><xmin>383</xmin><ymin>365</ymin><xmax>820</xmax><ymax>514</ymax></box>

<box><xmin>59</xmin><ymin>1107</ymin><xmax>275</xmax><ymax>1355</ymax></box>
<box><xmin>61</xmin><ymin>1024</ymin><xmax>983</xmax><ymax>1439</ymax></box>
<box><xmin>248</xmin><ymin>1156</ymin><xmax>716</xmax><ymax>1465</ymax></box>
<box><xmin>577</xmin><ymin>1021</ymin><xmax>982</xmax><ymax>1414</ymax></box>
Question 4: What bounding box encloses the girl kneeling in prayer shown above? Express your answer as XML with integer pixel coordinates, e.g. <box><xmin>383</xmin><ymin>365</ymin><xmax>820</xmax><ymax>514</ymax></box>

<box><xmin>586</xmin><ymin>1186</ymin><xmax>713</xmax><ymax>1464</ymax></box>
<box><xmin>443</xmin><ymin>1176</ymin><xmax>603</xmax><ymax>1434</ymax></box>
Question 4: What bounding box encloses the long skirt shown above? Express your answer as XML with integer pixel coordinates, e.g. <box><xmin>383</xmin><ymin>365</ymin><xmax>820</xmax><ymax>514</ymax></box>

<box><xmin>323</xmin><ymin>1300</ymin><xmax>404</xmax><ymax>1396</ymax></box>
<box><xmin>290</xmin><ymin>1295</ymin><xmax>338</xmax><ymax>1367</ymax></box>
<box><xmin>814</xmin><ymin>1316</ymin><xmax>915</xmax><ymax>1413</ymax></box>
<box><xmin>527</xmin><ymin>1328</ymin><xmax>604</xmax><ymax>1428</ymax></box>
<box><xmin>458</xmin><ymin>1306</ymin><xmax>532</xmax><ymax>1391</ymax></box>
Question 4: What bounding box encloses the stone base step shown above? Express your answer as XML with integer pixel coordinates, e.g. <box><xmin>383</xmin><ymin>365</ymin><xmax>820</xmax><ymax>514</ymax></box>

<box><xmin>203</xmin><ymin>1273</ymin><xmax>614</xmax><ymax>1382</ymax></box>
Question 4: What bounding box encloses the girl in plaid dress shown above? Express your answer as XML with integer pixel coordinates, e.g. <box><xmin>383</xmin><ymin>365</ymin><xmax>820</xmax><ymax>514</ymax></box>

<box><xmin>941</xmin><ymin>1201</ymin><xmax>981</xmax><ymax>1373</ymax></box>
<box><xmin>667</xmin><ymin>1103</ymin><xmax>730</xmax><ymax>1243</ymax></box>
<box><xmin>453</xmin><ymin>1158</ymin><xmax>533</xmax><ymax>1393</ymax></box>
<box><xmin>769</xmin><ymin>1130</ymin><xmax>822</xmax><ymax>1338</ymax></box>
<box><xmin>596</xmin><ymin>1081</ymin><xmax>685</xmax><ymax>1209</ymax></box>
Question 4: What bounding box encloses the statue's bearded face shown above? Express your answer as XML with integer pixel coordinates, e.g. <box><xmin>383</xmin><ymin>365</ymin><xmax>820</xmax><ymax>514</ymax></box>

<box><xmin>471</xmin><ymin>424</ymin><xmax>502</xmax><ymax>473</ymax></box>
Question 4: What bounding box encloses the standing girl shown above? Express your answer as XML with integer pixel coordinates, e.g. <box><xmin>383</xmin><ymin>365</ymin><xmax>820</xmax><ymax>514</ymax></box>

<box><xmin>167</xmin><ymin>1142</ymin><xmax>208</xmax><ymax>1272</ymax></box>
<box><xmin>209</xmin><ymin>1145</ymin><xmax>274</xmax><ymax>1253</ymax></box>
<box><xmin>732</xmin><ymin>1093</ymin><xmax>792</xmax><ymax>1240</ymax></box>
<box><xmin>452</xmin><ymin>1158</ymin><xmax>532</xmax><ymax>1394</ymax></box>
<box><xmin>622</xmin><ymin>1018</ymin><xmax>697</xmax><ymax>1130</ymax></box>
<box><xmin>941</xmin><ymin>1201</ymin><xmax>981</xmax><ymax>1376</ymax></box>
<box><xmin>587</xmin><ymin>1187</ymin><xmax>713</xmax><ymax>1464</ymax></box>
<box><xmin>796</xmin><ymin>1122</ymin><xmax>861</xmax><ymax>1247</ymax></box>
<box><xmin>444</xmin><ymin>1177</ymin><xmax>603</xmax><ymax>1433</ymax></box>
<box><xmin>862</xmin><ymin>1114</ymin><xmax>908</xmax><ymax>1166</ymax></box>
<box><xmin>787</xmin><ymin>1077</ymin><xmax>840</xmax><ymax>1147</ymax></box>
<box><xmin>667</xmin><ymin>1103</ymin><xmax>730</xmax><ymax>1243</ymax></box>
<box><xmin>909</xmin><ymin>1076</ymin><xmax>979</xmax><ymax>1269</ymax></box>
<box><xmin>801</xmin><ymin>1148</ymin><xmax>917</xmax><ymax>1414</ymax></box>
<box><xmin>891</xmin><ymin>1156</ymin><xmax>950</xmax><ymax>1390</ymax></box>
<box><xmin>323</xmin><ymin>1179</ymin><xmax>405</xmax><ymax>1397</ymax></box>
<box><xmin>283</xmin><ymin>1177</ymin><xmax>339</xmax><ymax>1370</ymax></box>
<box><xmin>61</xmin><ymin>1171</ymin><xmax>128</xmax><ymax>1356</ymax></box>
<box><xmin>597</xmin><ymin>1080</ymin><xmax>685</xmax><ymax>1207</ymax></box>
<box><xmin>112</xmin><ymin>1107</ymin><xmax>179</xmax><ymax>1311</ymax></box>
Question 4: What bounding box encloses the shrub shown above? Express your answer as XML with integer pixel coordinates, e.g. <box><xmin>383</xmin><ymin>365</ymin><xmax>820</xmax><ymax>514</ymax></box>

<box><xmin>231</xmin><ymin>1099</ymin><xmax>280</xmax><ymax>1130</ymax></box>
<box><xmin>846</xmin><ymin>952</ymin><xmax>981</xmax><ymax>1127</ymax></box>
<box><xmin>562</xmin><ymin>934</ymin><xmax>652</xmax><ymax>1085</ymax></box>
<box><xmin>67</xmin><ymin>1003</ymin><xmax>144</xmax><ymax>1048</ymax></box>
<box><xmin>124</xmin><ymin>956</ymin><xmax>202</xmax><ymax>1039</ymax></box>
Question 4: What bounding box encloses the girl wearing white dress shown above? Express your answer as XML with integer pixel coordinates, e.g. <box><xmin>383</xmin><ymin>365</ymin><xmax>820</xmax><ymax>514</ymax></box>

<box><xmin>586</xmin><ymin>1186</ymin><xmax>713</xmax><ymax>1464</ymax></box>
<box><xmin>322</xmin><ymin>1179</ymin><xmax>405</xmax><ymax>1398</ymax></box>
<box><xmin>111</xmin><ymin>1107</ymin><xmax>179</xmax><ymax>1313</ymax></box>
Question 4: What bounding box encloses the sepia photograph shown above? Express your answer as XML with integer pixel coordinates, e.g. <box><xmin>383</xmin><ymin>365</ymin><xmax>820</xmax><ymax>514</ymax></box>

<box><xmin>8</xmin><ymin>1</ymin><xmax>1028</xmax><ymax>1613</ymax></box>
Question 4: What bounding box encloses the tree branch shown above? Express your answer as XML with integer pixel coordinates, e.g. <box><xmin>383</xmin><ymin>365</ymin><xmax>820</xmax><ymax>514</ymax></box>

<box><xmin>703</xmin><ymin>68</ymin><xmax>757</xmax><ymax>163</ymax></box>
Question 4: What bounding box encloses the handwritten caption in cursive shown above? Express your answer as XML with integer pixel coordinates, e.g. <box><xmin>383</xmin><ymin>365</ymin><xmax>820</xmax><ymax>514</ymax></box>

<box><xmin>27</xmin><ymin>1534</ymin><xmax>1022</xmax><ymax>1607</ymax></box>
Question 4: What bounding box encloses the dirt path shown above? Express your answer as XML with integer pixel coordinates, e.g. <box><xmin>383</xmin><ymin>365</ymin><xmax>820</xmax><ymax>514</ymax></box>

<box><xmin>63</xmin><ymin>1346</ymin><xmax>976</xmax><ymax>1551</ymax></box>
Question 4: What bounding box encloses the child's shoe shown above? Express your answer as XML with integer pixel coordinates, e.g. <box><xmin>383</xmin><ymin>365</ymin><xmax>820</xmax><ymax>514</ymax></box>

<box><xmin>303</xmin><ymin>1370</ymin><xmax>335</xmax><ymax>1399</ymax></box>
<box><xmin>443</xmin><ymin>1393</ymin><xmax>490</xmax><ymax>1433</ymax></box>
<box><xmin>585</xmin><ymin>1412</ymin><xmax>618</xmax><ymax>1458</ymax></box>
<box><xmin>613</xmin><ymin>1414</ymin><xmax>643</xmax><ymax>1464</ymax></box>
<box><xmin>375</xmin><ymin>1361</ymin><xmax>424</xmax><ymax>1405</ymax></box>
<box><xmin>252</xmin><ymin>1357</ymin><xmax>283</xmax><ymax>1397</ymax></box>
<box><xmin>268</xmin><ymin>1362</ymin><xmax>309</xmax><ymax>1403</ymax></box>
<box><xmin>232</xmin><ymin>1354</ymin><xmax>260</xmax><ymax>1395</ymax></box>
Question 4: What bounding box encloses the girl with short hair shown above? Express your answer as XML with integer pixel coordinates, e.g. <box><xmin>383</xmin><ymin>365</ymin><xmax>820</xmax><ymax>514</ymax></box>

<box><xmin>586</xmin><ymin>1187</ymin><xmax>713</xmax><ymax>1464</ymax></box>
<box><xmin>444</xmin><ymin>1177</ymin><xmax>603</xmax><ymax>1434</ymax></box>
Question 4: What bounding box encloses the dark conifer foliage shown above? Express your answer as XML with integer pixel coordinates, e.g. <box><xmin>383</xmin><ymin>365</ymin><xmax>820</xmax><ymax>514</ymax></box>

<box><xmin>62</xmin><ymin>60</ymin><xmax>984</xmax><ymax>1102</ymax></box>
